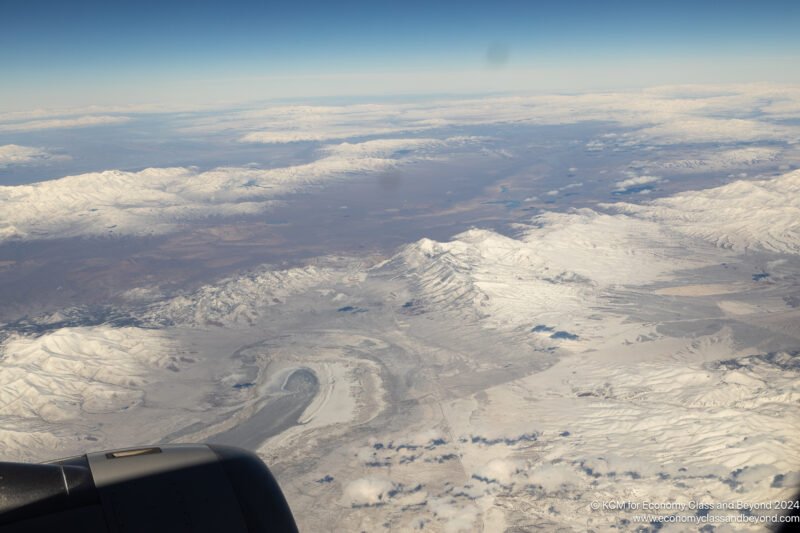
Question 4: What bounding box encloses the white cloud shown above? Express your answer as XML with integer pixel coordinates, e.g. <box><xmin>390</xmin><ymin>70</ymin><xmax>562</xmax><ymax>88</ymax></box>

<box><xmin>527</xmin><ymin>463</ymin><xmax>582</xmax><ymax>492</ymax></box>
<box><xmin>546</xmin><ymin>182</ymin><xmax>584</xmax><ymax>196</ymax></box>
<box><xmin>227</xmin><ymin>102</ymin><xmax>442</xmax><ymax>144</ymax></box>
<box><xmin>1</xmin><ymin>85</ymin><xmax>796</xmax><ymax>149</ymax></box>
<box><xmin>0</xmin><ymin>115</ymin><xmax>130</xmax><ymax>132</ymax></box>
<box><xmin>0</xmin><ymin>144</ymin><xmax>69</xmax><ymax>167</ymax></box>
<box><xmin>634</xmin><ymin>147</ymin><xmax>781</xmax><ymax>173</ymax></box>
<box><xmin>633</xmin><ymin>117</ymin><xmax>799</xmax><ymax>145</ymax></box>
<box><xmin>0</xmin><ymin>102</ymin><xmax>214</xmax><ymax>124</ymax></box>
<box><xmin>205</xmin><ymin>85</ymin><xmax>800</xmax><ymax>148</ymax></box>
<box><xmin>427</xmin><ymin>498</ymin><xmax>479</xmax><ymax>533</ymax></box>
<box><xmin>342</xmin><ymin>476</ymin><xmax>396</xmax><ymax>507</ymax></box>
<box><xmin>613</xmin><ymin>175</ymin><xmax>662</xmax><ymax>192</ymax></box>
<box><xmin>2</xmin><ymin>85</ymin><xmax>796</xmax><ymax>150</ymax></box>
<box><xmin>405</xmin><ymin>429</ymin><xmax>447</xmax><ymax>447</ymax></box>
<box><xmin>473</xmin><ymin>458</ymin><xmax>523</xmax><ymax>485</ymax></box>
<box><xmin>320</xmin><ymin>138</ymin><xmax>444</xmax><ymax>158</ymax></box>
<box><xmin>241</xmin><ymin>131</ymin><xmax>340</xmax><ymax>143</ymax></box>
<box><xmin>240</xmin><ymin>126</ymin><xmax>418</xmax><ymax>144</ymax></box>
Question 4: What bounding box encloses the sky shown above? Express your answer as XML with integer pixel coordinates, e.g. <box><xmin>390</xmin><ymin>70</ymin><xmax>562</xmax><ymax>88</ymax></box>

<box><xmin>1</xmin><ymin>0</ymin><xmax>799</xmax><ymax>111</ymax></box>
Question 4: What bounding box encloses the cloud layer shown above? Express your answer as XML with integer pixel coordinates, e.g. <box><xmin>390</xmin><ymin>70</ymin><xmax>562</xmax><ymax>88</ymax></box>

<box><xmin>0</xmin><ymin>115</ymin><xmax>130</xmax><ymax>132</ymax></box>
<box><xmin>176</xmin><ymin>85</ymin><xmax>800</xmax><ymax>150</ymax></box>
<box><xmin>0</xmin><ymin>144</ymin><xmax>68</xmax><ymax>168</ymax></box>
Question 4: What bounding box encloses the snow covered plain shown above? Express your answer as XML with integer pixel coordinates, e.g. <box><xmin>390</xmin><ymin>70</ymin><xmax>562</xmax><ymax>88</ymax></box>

<box><xmin>0</xmin><ymin>87</ymin><xmax>799</xmax><ymax>531</ymax></box>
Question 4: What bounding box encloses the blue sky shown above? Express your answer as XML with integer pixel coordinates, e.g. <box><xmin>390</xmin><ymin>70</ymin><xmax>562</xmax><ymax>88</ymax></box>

<box><xmin>2</xmin><ymin>0</ymin><xmax>799</xmax><ymax>110</ymax></box>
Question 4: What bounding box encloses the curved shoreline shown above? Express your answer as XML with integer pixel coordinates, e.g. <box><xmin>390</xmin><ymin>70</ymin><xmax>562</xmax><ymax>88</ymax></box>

<box><xmin>208</xmin><ymin>368</ymin><xmax>319</xmax><ymax>450</ymax></box>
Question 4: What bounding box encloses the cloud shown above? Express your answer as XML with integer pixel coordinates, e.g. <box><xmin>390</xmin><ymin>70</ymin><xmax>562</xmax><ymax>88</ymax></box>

<box><xmin>0</xmin><ymin>115</ymin><xmax>130</xmax><ymax>132</ymax></box>
<box><xmin>527</xmin><ymin>463</ymin><xmax>582</xmax><ymax>492</ymax></box>
<box><xmin>546</xmin><ymin>181</ymin><xmax>583</xmax><ymax>196</ymax></box>
<box><xmin>613</xmin><ymin>175</ymin><xmax>662</xmax><ymax>193</ymax></box>
<box><xmin>206</xmin><ymin>85</ymin><xmax>800</xmax><ymax>148</ymax></box>
<box><xmin>427</xmin><ymin>498</ymin><xmax>479</xmax><ymax>532</ymax></box>
<box><xmin>342</xmin><ymin>476</ymin><xmax>396</xmax><ymax>507</ymax></box>
<box><xmin>320</xmin><ymin>138</ymin><xmax>445</xmax><ymax>158</ymax></box>
<box><xmin>0</xmin><ymin>144</ymin><xmax>69</xmax><ymax>168</ymax></box>
<box><xmin>772</xmin><ymin>471</ymin><xmax>800</xmax><ymax>488</ymax></box>
<box><xmin>472</xmin><ymin>458</ymin><xmax>523</xmax><ymax>485</ymax></box>
<box><xmin>3</xmin><ymin>85</ymin><xmax>797</xmax><ymax>149</ymax></box>
<box><xmin>0</xmin><ymin>102</ymin><xmax>213</xmax><ymax>125</ymax></box>
<box><xmin>237</xmin><ymin>120</ymin><xmax>440</xmax><ymax>145</ymax></box>
<box><xmin>233</xmin><ymin>103</ymin><xmax>432</xmax><ymax>144</ymax></box>
<box><xmin>578</xmin><ymin>455</ymin><xmax>662</xmax><ymax>479</ymax></box>
<box><xmin>240</xmin><ymin>131</ymin><xmax>342</xmax><ymax>143</ymax></box>
<box><xmin>404</xmin><ymin>429</ymin><xmax>447</xmax><ymax>447</ymax></box>
<box><xmin>633</xmin><ymin>117</ymin><xmax>799</xmax><ymax>145</ymax></box>
<box><xmin>632</xmin><ymin>147</ymin><xmax>781</xmax><ymax>173</ymax></box>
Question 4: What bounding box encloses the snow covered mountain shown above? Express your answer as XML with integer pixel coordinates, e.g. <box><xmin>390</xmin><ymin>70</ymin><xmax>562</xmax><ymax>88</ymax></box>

<box><xmin>614</xmin><ymin>169</ymin><xmax>800</xmax><ymax>254</ymax></box>
<box><xmin>0</xmin><ymin>137</ymin><xmax>464</xmax><ymax>241</ymax></box>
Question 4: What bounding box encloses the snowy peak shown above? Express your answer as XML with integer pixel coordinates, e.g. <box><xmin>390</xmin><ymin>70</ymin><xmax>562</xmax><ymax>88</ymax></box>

<box><xmin>150</xmin><ymin>265</ymin><xmax>337</xmax><ymax>327</ymax></box>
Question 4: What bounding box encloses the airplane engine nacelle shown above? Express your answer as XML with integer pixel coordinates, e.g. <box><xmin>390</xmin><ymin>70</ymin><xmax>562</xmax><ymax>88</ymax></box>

<box><xmin>0</xmin><ymin>444</ymin><xmax>298</xmax><ymax>533</ymax></box>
